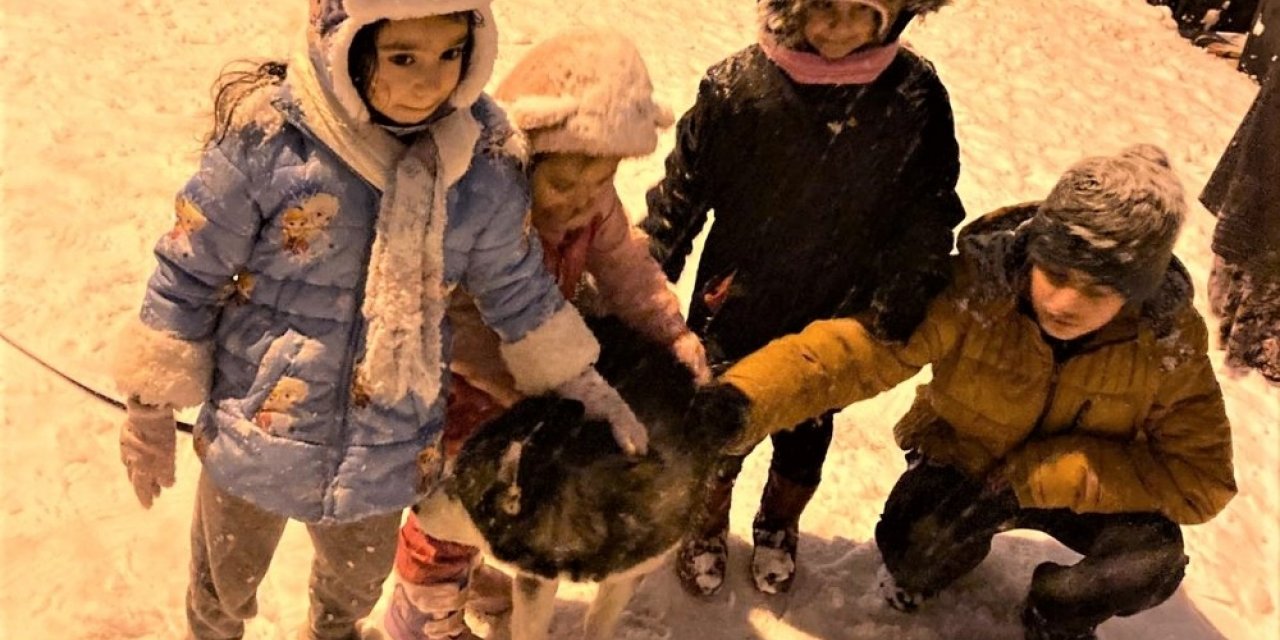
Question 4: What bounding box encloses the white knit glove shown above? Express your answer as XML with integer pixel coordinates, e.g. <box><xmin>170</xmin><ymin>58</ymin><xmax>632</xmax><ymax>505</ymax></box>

<box><xmin>671</xmin><ymin>331</ymin><xmax>712</xmax><ymax>386</ymax></box>
<box><xmin>556</xmin><ymin>369</ymin><xmax>649</xmax><ymax>456</ymax></box>
<box><xmin>120</xmin><ymin>399</ymin><xmax>177</xmax><ymax>509</ymax></box>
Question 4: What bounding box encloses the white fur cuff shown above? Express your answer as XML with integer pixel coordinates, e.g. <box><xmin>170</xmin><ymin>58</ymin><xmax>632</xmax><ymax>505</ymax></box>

<box><xmin>499</xmin><ymin>306</ymin><xmax>600</xmax><ymax>394</ymax></box>
<box><xmin>111</xmin><ymin>315</ymin><xmax>213</xmax><ymax>408</ymax></box>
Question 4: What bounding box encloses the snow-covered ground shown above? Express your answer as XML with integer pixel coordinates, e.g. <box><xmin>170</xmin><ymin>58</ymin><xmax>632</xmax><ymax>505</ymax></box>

<box><xmin>2</xmin><ymin>0</ymin><xmax>1277</xmax><ymax>638</ymax></box>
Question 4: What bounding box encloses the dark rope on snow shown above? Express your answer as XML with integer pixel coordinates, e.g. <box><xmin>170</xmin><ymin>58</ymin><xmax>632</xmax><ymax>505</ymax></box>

<box><xmin>0</xmin><ymin>331</ymin><xmax>195</xmax><ymax>433</ymax></box>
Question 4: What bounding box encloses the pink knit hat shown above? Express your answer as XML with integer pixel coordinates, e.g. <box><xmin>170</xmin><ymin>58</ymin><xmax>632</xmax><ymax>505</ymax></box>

<box><xmin>494</xmin><ymin>29</ymin><xmax>674</xmax><ymax>158</ymax></box>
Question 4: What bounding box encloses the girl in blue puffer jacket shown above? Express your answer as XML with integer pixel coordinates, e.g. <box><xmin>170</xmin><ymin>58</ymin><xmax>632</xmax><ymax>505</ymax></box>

<box><xmin>111</xmin><ymin>2</ymin><xmax>646</xmax><ymax>639</ymax></box>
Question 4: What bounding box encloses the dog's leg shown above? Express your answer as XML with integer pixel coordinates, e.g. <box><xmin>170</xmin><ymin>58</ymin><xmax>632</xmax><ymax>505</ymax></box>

<box><xmin>511</xmin><ymin>573</ymin><xmax>558</xmax><ymax>640</ymax></box>
<box><xmin>582</xmin><ymin>573</ymin><xmax>644</xmax><ymax>640</ymax></box>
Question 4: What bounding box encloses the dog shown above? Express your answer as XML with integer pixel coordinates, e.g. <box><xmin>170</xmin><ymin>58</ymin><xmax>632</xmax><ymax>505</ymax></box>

<box><xmin>415</xmin><ymin>315</ymin><xmax>727</xmax><ymax>640</ymax></box>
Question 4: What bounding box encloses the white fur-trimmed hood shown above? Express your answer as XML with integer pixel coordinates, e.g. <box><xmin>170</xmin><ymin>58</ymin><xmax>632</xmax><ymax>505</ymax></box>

<box><xmin>307</xmin><ymin>0</ymin><xmax>497</xmax><ymax>125</ymax></box>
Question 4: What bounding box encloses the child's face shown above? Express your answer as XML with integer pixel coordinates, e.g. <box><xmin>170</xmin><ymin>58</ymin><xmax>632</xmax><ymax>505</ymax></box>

<box><xmin>802</xmin><ymin>1</ymin><xmax>883</xmax><ymax>60</ymax></box>
<box><xmin>529</xmin><ymin>153</ymin><xmax>621</xmax><ymax>235</ymax></box>
<box><xmin>366</xmin><ymin>15</ymin><xmax>470</xmax><ymax>125</ymax></box>
<box><xmin>1029</xmin><ymin>264</ymin><xmax>1126</xmax><ymax>340</ymax></box>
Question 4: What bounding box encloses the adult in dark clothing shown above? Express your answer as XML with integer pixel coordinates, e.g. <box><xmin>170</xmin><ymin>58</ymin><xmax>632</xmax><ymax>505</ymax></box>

<box><xmin>1239</xmin><ymin>0</ymin><xmax>1277</xmax><ymax>80</ymax></box>
<box><xmin>642</xmin><ymin>0</ymin><xmax>964</xmax><ymax>597</ymax></box>
<box><xmin>1202</xmin><ymin>66</ymin><xmax>1280</xmax><ymax>384</ymax></box>
<box><xmin>1148</xmin><ymin>0</ymin><xmax>1260</xmax><ymax>39</ymax></box>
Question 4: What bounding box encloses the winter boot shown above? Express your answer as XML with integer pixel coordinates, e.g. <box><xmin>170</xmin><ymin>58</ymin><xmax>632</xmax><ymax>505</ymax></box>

<box><xmin>876</xmin><ymin>564</ymin><xmax>929</xmax><ymax>613</ymax></box>
<box><xmin>675</xmin><ymin>460</ymin><xmax>739</xmax><ymax>596</ymax></box>
<box><xmin>384</xmin><ymin>581</ymin><xmax>481</xmax><ymax>640</ymax></box>
<box><xmin>750</xmin><ymin>471</ymin><xmax>817</xmax><ymax>594</ymax></box>
<box><xmin>1021</xmin><ymin>602</ymin><xmax>1099</xmax><ymax>640</ymax></box>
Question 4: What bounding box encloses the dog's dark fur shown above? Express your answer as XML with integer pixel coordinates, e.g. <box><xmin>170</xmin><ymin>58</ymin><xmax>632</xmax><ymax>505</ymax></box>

<box><xmin>446</xmin><ymin>316</ymin><xmax>717</xmax><ymax>582</ymax></box>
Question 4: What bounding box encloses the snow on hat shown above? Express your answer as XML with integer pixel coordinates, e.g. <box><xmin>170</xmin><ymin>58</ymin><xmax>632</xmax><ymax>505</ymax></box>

<box><xmin>493</xmin><ymin>28</ymin><xmax>674</xmax><ymax>158</ymax></box>
<box><xmin>1026</xmin><ymin>144</ymin><xmax>1188</xmax><ymax>302</ymax></box>
<box><xmin>307</xmin><ymin>0</ymin><xmax>498</xmax><ymax>124</ymax></box>
<box><xmin>758</xmin><ymin>0</ymin><xmax>951</xmax><ymax>46</ymax></box>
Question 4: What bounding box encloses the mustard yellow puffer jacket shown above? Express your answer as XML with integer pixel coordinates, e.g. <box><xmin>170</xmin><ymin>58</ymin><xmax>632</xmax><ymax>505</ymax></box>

<box><xmin>723</xmin><ymin>205</ymin><xmax>1237</xmax><ymax>525</ymax></box>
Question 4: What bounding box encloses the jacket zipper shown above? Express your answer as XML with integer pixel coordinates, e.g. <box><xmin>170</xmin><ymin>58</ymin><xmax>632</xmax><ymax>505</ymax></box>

<box><xmin>328</xmin><ymin>189</ymin><xmax>379</xmax><ymax>519</ymax></box>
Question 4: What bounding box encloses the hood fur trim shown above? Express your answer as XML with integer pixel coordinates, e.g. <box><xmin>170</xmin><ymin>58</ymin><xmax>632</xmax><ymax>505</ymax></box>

<box><xmin>956</xmin><ymin>203</ymin><xmax>1194</xmax><ymax>339</ymax></box>
<box><xmin>308</xmin><ymin>0</ymin><xmax>497</xmax><ymax>125</ymax></box>
<box><xmin>758</xmin><ymin>0</ymin><xmax>951</xmax><ymax>47</ymax></box>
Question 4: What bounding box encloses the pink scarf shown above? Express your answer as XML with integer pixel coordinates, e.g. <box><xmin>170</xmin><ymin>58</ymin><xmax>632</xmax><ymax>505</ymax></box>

<box><xmin>759</xmin><ymin>36</ymin><xmax>900</xmax><ymax>85</ymax></box>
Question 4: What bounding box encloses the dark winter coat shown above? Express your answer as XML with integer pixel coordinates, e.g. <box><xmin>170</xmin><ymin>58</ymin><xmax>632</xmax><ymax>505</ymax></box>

<box><xmin>1240</xmin><ymin>0</ymin><xmax>1278</xmax><ymax>79</ymax></box>
<box><xmin>1202</xmin><ymin>66</ymin><xmax>1280</xmax><ymax>278</ymax></box>
<box><xmin>723</xmin><ymin>204</ymin><xmax>1237</xmax><ymax>525</ymax></box>
<box><xmin>642</xmin><ymin>45</ymin><xmax>964</xmax><ymax>362</ymax></box>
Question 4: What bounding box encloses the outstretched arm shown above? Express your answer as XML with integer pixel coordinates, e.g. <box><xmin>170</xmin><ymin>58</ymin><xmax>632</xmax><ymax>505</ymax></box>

<box><xmin>641</xmin><ymin>74</ymin><xmax>724</xmax><ymax>283</ymax></box>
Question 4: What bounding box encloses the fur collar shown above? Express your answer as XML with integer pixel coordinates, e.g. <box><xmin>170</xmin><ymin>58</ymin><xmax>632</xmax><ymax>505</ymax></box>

<box><xmin>286</xmin><ymin>48</ymin><xmax>480</xmax><ymax>191</ymax></box>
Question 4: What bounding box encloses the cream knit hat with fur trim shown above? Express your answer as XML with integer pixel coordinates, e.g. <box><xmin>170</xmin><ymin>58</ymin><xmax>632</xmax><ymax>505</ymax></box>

<box><xmin>494</xmin><ymin>29</ymin><xmax>674</xmax><ymax>158</ymax></box>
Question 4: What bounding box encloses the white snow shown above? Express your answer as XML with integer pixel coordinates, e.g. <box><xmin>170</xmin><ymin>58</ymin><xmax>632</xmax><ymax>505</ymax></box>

<box><xmin>2</xmin><ymin>0</ymin><xmax>1277</xmax><ymax>639</ymax></box>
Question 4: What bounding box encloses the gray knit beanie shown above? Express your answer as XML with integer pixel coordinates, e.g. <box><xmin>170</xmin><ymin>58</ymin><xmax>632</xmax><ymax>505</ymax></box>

<box><xmin>1025</xmin><ymin>144</ymin><xmax>1187</xmax><ymax>302</ymax></box>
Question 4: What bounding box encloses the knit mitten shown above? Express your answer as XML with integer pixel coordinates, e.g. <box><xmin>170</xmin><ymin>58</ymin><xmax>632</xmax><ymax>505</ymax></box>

<box><xmin>120</xmin><ymin>399</ymin><xmax>177</xmax><ymax>508</ymax></box>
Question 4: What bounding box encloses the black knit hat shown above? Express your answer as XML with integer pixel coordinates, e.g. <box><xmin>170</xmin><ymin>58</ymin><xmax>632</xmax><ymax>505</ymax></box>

<box><xmin>1025</xmin><ymin>144</ymin><xmax>1187</xmax><ymax>302</ymax></box>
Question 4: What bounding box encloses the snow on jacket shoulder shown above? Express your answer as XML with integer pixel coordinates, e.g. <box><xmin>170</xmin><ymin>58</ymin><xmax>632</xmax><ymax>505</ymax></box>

<box><xmin>723</xmin><ymin>204</ymin><xmax>1236</xmax><ymax>525</ymax></box>
<box><xmin>114</xmin><ymin>85</ymin><xmax>571</xmax><ymax>524</ymax></box>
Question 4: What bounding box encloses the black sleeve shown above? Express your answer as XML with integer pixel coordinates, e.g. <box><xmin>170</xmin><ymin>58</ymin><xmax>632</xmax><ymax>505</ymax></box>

<box><xmin>642</xmin><ymin>73</ymin><xmax>724</xmax><ymax>283</ymax></box>
<box><xmin>867</xmin><ymin>81</ymin><xmax>966</xmax><ymax>343</ymax></box>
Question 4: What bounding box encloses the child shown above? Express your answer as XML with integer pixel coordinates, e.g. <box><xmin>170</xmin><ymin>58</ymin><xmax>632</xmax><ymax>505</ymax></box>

<box><xmin>112</xmin><ymin>3</ymin><xmax>647</xmax><ymax>639</ymax></box>
<box><xmin>384</xmin><ymin>29</ymin><xmax>711</xmax><ymax>640</ymax></box>
<box><xmin>697</xmin><ymin>145</ymin><xmax>1237</xmax><ymax>640</ymax></box>
<box><xmin>642</xmin><ymin>0</ymin><xmax>964</xmax><ymax>595</ymax></box>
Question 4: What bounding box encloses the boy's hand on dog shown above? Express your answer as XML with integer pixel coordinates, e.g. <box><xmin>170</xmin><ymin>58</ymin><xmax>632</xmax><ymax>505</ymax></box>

<box><xmin>688</xmin><ymin>382</ymin><xmax>754</xmax><ymax>454</ymax></box>
<box><xmin>556</xmin><ymin>368</ymin><xmax>650</xmax><ymax>456</ymax></box>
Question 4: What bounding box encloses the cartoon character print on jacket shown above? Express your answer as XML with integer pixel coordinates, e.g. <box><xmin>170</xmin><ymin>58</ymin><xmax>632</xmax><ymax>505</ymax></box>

<box><xmin>280</xmin><ymin>193</ymin><xmax>340</xmax><ymax>259</ymax></box>
<box><xmin>163</xmin><ymin>195</ymin><xmax>208</xmax><ymax>257</ymax></box>
<box><xmin>254</xmin><ymin>376</ymin><xmax>310</xmax><ymax>434</ymax></box>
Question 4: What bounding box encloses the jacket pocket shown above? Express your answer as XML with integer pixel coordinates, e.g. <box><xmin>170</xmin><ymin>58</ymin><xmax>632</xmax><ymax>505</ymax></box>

<box><xmin>238</xmin><ymin>330</ymin><xmax>309</xmax><ymax>425</ymax></box>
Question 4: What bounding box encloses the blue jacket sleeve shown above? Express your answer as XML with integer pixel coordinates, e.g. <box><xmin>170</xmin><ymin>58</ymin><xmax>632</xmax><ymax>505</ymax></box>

<box><xmin>461</xmin><ymin>165</ymin><xmax>566</xmax><ymax>343</ymax></box>
<box><xmin>140</xmin><ymin>141</ymin><xmax>264</xmax><ymax>340</ymax></box>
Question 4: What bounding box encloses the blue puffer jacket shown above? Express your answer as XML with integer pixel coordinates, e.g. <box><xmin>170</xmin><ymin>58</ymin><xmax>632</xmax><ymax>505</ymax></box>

<box><xmin>133</xmin><ymin>86</ymin><xmax>568</xmax><ymax>524</ymax></box>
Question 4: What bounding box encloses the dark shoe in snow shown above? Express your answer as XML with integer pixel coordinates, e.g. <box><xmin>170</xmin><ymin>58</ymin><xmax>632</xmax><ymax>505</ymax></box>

<box><xmin>751</xmin><ymin>521</ymin><xmax>798</xmax><ymax>594</ymax></box>
<box><xmin>876</xmin><ymin>564</ymin><xmax>928</xmax><ymax>613</ymax></box>
<box><xmin>676</xmin><ymin>531</ymin><xmax>729</xmax><ymax>596</ymax></box>
<box><xmin>1021</xmin><ymin>603</ymin><xmax>1098</xmax><ymax>640</ymax></box>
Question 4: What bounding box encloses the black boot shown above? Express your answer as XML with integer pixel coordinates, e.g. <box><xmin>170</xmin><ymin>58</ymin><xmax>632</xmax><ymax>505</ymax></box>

<box><xmin>750</xmin><ymin>471</ymin><xmax>818</xmax><ymax>594</ymax></box>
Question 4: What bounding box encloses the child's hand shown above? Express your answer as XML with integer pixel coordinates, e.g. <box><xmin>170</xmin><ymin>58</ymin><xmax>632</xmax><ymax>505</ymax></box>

<box><xmin>672</xmin><ymin>331</ymin><xmax>713</xmax><ymax>386</ymax></box>
<box><xmin>556</xmin><ymin>369</ymin><xmax>649</xmax><ymax>456</ymax></box>
<box><xmin>120</xmin><ymin>399</ymin><xmax>178</xmax><ymax>509</ymax></box>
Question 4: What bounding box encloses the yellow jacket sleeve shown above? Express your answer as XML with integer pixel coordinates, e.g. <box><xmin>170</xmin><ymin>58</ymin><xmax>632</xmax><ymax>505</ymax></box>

<box><xmin>1003</xmin><ymin>315</ymin><xmax>1237</xmax><ymax>525</ymax></box>
<box><xmin>721</xmin><ymin>290</ymin><xmax>962</xmax><ymax>446</ymax></box>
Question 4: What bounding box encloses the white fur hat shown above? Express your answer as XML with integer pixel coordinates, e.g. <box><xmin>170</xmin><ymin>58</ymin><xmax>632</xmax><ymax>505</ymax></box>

<box><xmin>308</xmin><ymin>0</ymin><xmax>498</xmax><ymax>124</ymax></box>
<box><xmin>494</xmin><ymin>28</ymin><xmax>674</xmax><ymax>158</ymax></box>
